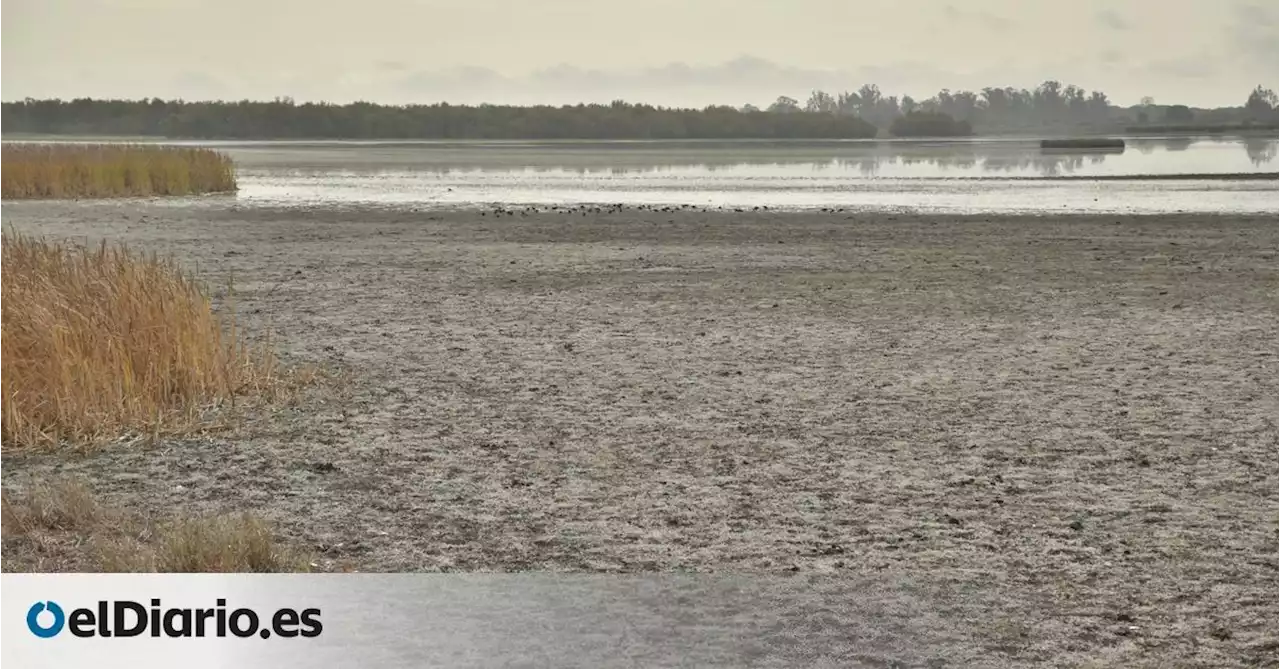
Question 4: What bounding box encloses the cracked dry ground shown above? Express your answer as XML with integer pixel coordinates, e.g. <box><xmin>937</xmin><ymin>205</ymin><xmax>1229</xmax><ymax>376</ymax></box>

<box><xmin>3</xmin><ymin>202</ymin><xmax>1277</xmax><ymax>666</ymax></box>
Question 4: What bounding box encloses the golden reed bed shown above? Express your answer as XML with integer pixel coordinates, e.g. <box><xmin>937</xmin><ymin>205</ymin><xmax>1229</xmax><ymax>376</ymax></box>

<box><xmin>1</xmin><ymin>143</ymin><xmax>236</xmax><ymax>199</ymax></box>
<box><xmin>1</xmin><ymin>233</ymin><xmax>281</xmax><ymax>449</ymax></box>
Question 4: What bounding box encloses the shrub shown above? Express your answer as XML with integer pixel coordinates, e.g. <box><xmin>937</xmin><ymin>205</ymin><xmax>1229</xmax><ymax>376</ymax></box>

<box><xmin>1</xmin><ymin>143</ymin><xmax>236</xmax><ymax>199</ymax></box>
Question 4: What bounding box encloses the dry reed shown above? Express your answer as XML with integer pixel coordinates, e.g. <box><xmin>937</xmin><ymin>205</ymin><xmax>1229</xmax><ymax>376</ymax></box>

<box><xmin>1</xmin><ymin>232</ymin><xmax>282</xmax><ymax>449</ymax></box>
<box><xmin>1</xmin><ymin>143</ymin><xmax>236</xmax><ymax>199</ymax></box>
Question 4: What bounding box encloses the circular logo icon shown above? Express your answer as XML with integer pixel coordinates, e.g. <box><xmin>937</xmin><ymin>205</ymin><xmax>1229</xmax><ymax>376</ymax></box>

<box><xmin>27</xmin><ymin>601</ymin><xmax>65</xmax><ymax>638</ymax></box>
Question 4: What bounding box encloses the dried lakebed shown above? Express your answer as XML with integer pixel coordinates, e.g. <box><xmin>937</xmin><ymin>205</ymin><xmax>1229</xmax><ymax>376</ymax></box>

<box><xmin>2</xmin><ymin>201</ymin><xmax>1276</xmax><ymax>667</ymax></box>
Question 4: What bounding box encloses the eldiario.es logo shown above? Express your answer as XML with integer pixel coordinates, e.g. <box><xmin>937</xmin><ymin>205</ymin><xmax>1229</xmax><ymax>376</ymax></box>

<box><xmin>27</xmin><ymin>599</ymin><xmax>322</xmax><ymax>639</ymax></box>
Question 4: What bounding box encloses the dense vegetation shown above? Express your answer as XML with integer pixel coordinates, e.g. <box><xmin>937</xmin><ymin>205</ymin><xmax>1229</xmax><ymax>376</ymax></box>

<box><xmin>786</xmin><ymin>83</ymin><xmax>1278</xmax><ymax>134</ymax></box>
<box><xmin>890</xmin><ymin>112</ymin><xmax>972</xmax><ymax>138</ymax></box>
<box><xmin>1124</xmin><ymin>122</ymin><xmax>1279</xmax><ymax>134</ymax></box>
<box><xmin>1</xmin><ymin>99</ymin><xmax>877</xmax><ymax>140</ymax></box>
<box><xmin>1</xmin><ymin>144</ymin><xmax>236</xmax><ymax>199</ymax></box>
<box><xmin>2</xmin><ymin>83</ymin><xmax>1275</xmax><ymax>139</ymax></box>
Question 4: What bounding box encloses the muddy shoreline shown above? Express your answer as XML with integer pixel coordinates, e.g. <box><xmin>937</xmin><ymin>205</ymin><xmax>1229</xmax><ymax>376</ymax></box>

<box><xmin>2</xmin><ymin>201</ymin><xmax>1276</xmax><ymax>666</ymax></box>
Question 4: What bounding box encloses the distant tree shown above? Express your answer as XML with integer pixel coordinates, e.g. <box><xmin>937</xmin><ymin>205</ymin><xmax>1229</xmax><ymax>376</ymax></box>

<box><xmin>890</xmin><ymin>111</ymin><xmax>972</xmax><ymax>137</ymax></box>
<box><xmin>980</xmin><ymin>87</ymin><xmax>1006</xmax><ymax>110</ymax></box>
<box><xmin>836</xmin><ymin>91</ymin><xmax>860</xmax><ymax>115</ymax></box>
<box><xmin>857</xmin><ymin>84</ymin><xmax>882</xmax><ymax>114</ymax></box>
<box><xmin>1134</xmin><ymin>96</ymin><xmax>1157</xmax><ymax>125</ymax></box>
<box><xmin>849</xmin><ymin>84</ymin><xmax>903</xmax><ymax>128</ymax></box>
<box><xmin>1035</xmin><ymin>80</ymin><xmax>1065</xmax><ymax>120</ymax></box>
<box><xmin>1163</xmin><ymin>105</ymin><xmax>1194</xmax><ymax>123</ymax></box>
<box><xmin>938</xmin><ymin>90</ymin><xmax>979</xmax><ymax>122</ymax></box>
<box><xmin>1064</xmin><ymin>85</ymin><xmax>1088</xmax><ymax>121</ymax></box>
<box><xmin>878</xmin><ymin>96</ymin><xmax>900</xmax><ymax>124</ymax></box>
<box><xmin>900</xmin><ymin>95</ymin><xmax>918</xmax><ymax>115</ymax></box>
<box><xmin>1087</xmin><ymin>91</ymin><xmax>1111</xmax><ymax>121</ymax></box>
<box><xmin>1245</xmin><ymin>86</ymin><xmax>1279</xmax><ymax>120</ymax></box>
<box><xmin>768</xmin><ymin>96</ymin><xmax>801</xmax><ymax>113</ymax></box>
<box><xmin>805</xmin><ymin>90</ymin><xmax>837</xmax><ymax>114</ymax></box>
<box><xmin>938</xmin><ymin>89</ymin><xmax>956</xmax><ymax>113</ymax></box>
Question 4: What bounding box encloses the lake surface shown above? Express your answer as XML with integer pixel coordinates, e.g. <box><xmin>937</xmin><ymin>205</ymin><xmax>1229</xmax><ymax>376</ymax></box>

<box><xmin>16</xmin><ymin>136</ymin><xmax>1280</xmax><ymax>214</ymax></box>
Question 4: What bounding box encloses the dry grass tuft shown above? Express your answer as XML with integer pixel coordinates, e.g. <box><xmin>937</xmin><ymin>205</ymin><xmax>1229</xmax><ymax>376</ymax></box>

<box><xmin>156</xmin><ymin>515</ymin><xmax>285</xmax><ymax>572</ymax></box>
<box><xmin>1</xmin><ymin>232</ymin><xmax>288</xmax><ymax>450</ymax></box>
<box><xmin>2</xmin><ymin>479</ymin><xmax>311</xmax><ymax>573</ymax></box>
<box><xmin>0</xmin><ymin>478</ymin><xmax>108</xmax><ymax>534</ymax></box>
<box><xmin>1</xmin><ymin>143</ymin><xmax>236</xmax><ymax>199</ymax></box>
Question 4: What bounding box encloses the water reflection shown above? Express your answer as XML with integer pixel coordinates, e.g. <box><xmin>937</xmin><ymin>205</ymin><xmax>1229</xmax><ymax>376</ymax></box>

<box><xmin>230</xmin><ymin>135</ymin><xmax>1280</xmax><ymax>214</ymax></box>
<box><xmin>1244</xmin><ymin>137</ymin><xmax>1277</xmax><ymax>166</ymax></box>
<box><xmin>226</xmin><ymin>136</ymin><xmax>1278</xmax><ymax>179</ymax></box>
<box><xmin>340</xmin><ymin>137</ymin><xmax>1276</xmax><ymax>178</ymax></box>
<box><xmin>1129</xmin><ymin>137</ymin><xmax>1197</xmax><ymax>154</ymax></box>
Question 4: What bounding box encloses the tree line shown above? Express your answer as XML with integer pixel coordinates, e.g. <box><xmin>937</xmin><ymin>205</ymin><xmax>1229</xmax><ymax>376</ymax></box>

<box><xmin>772</xmin><ymin>83</ymin><xmax>1278</xmax><ymax>135</ymax></box>
<box><xmin>2</xmin><ymin>83</ymin><xmax>1276</xmax><ymax>140</ymax></box>
<box><xmin>0</xmin><ymin>99</ymin><xmax>879</xmax><ymax>140</ymax></box>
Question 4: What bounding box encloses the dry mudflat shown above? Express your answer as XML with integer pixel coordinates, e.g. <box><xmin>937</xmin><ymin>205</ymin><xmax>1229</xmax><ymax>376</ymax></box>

<box><xmin>2</xmin><ymin>200</ymin><xmax>1277</xmax><ymax>667</ymax></box>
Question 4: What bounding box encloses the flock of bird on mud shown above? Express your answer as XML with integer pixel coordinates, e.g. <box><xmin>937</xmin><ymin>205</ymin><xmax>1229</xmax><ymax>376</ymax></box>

<box><xmin>478</xmin><ymin>203</ymin><xmax>856</xmax><ymax>216</ymax></box>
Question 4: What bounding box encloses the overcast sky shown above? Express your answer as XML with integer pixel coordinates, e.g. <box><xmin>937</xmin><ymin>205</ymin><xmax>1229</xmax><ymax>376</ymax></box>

<box><xmin>3</xmin><ymin>0</ymin><xmax>1276</xmax><ymax>107</ymax></box>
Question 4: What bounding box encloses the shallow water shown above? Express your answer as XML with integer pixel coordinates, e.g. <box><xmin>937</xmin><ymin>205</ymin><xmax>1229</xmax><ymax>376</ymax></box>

<box><xmin>17</xmin><ymin>136</ymin><xmax>1280</xmax><ymax>213</ymax></box>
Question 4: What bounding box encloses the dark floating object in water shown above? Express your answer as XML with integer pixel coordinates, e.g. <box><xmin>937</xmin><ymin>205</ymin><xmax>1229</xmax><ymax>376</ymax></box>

<box><xmin>974</xmin><ymin>172</ymin><xmax>1276</xmax><ymax>181</ymax></box>
<box><xmin>1040</xmin><ymin>138</ymin><xmax>1126</xmax><ymax>150</ymax></box>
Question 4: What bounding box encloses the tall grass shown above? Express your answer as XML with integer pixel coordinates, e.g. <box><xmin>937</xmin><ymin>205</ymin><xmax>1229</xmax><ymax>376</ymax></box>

<box><xmin>1</xmin><ymin>232</ymin><xmax>281</xmax><ymax>449</ymax></box>
<box><xmin>1</xmin><ymin>143</ymin><xmax>236</xmax><ymax>199</ymax></box>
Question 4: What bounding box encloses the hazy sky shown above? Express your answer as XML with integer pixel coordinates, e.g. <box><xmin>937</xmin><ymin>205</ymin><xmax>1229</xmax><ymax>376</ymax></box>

<box><xmin>3</xmin><ymin>0</ymin><xmax>1276</xmax><ymax>107</ymax></box>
